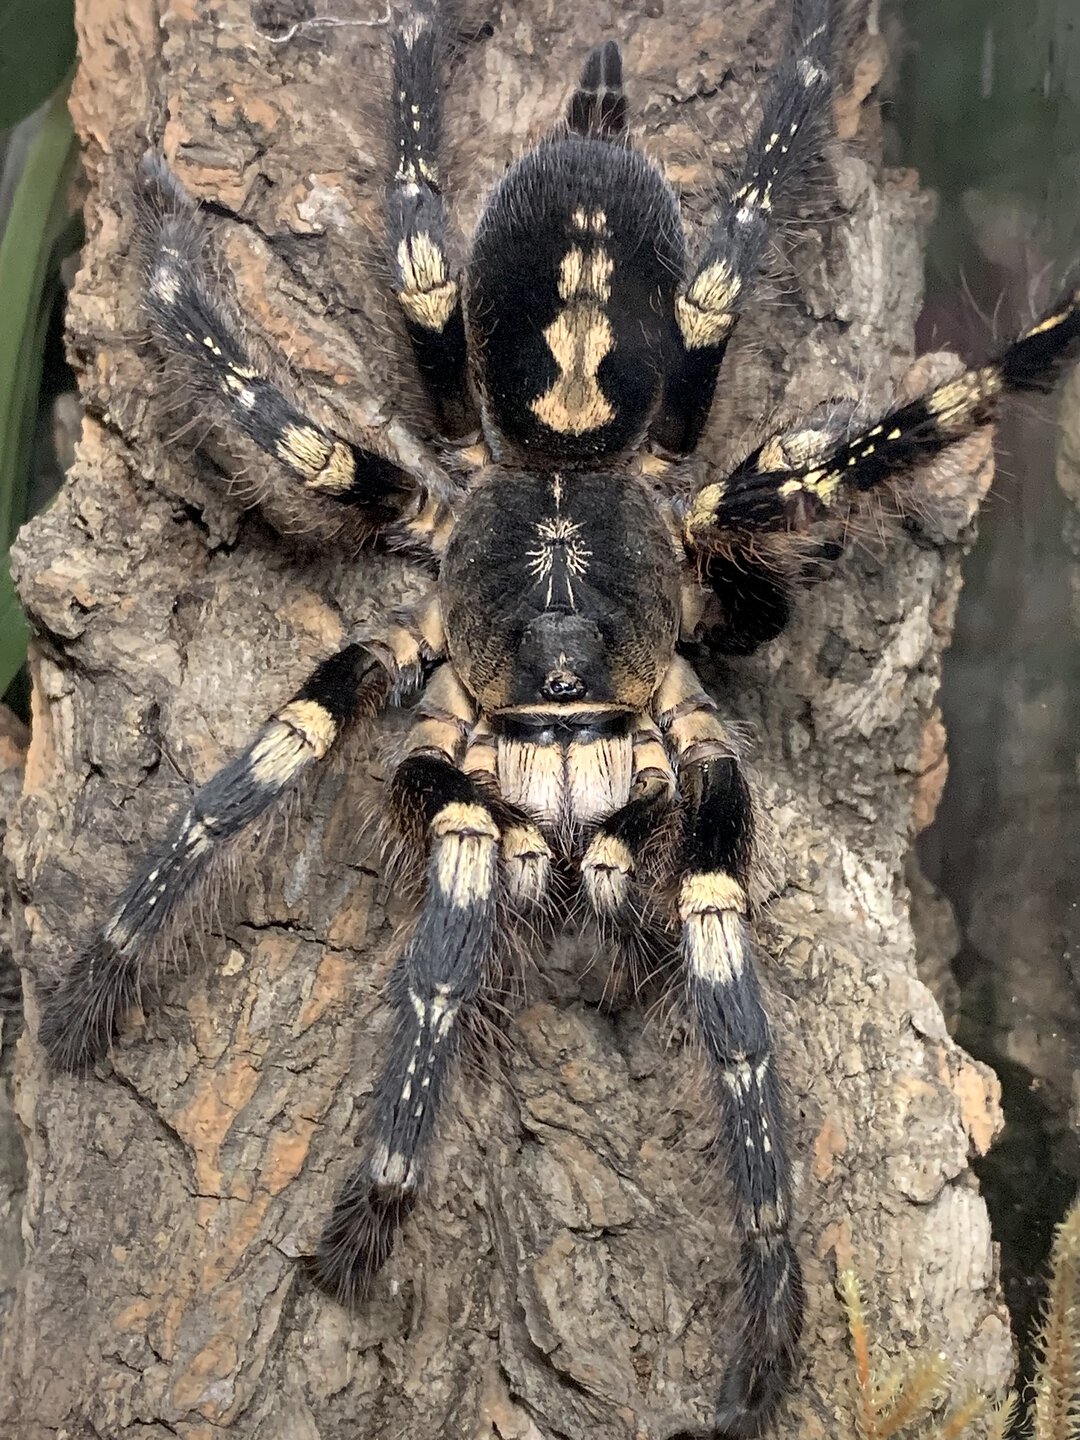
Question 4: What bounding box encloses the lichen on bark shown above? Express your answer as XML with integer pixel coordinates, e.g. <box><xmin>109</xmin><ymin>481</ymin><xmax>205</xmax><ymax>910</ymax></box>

<box><xmin>2</xmin><ymin>1</ymin><xmax>1014</xmax><ymax>1437</ymax></box>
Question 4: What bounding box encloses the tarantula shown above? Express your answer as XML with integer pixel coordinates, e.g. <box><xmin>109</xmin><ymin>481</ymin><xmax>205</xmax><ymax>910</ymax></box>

<box><xmin>38</xmin><ymin>0</ymin><xmax>1080</xmax><ymax>1434</ymax></box>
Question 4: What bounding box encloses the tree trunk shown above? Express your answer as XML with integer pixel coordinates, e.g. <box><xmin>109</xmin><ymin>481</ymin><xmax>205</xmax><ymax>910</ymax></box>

<box><xmin>2</xmin><ymin>1</ymin><xmax>1013</xmax><ymax>1436</ymax></box>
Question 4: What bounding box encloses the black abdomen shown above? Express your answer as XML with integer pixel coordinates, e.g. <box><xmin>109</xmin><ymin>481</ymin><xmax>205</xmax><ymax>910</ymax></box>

<box><xmin>467</xmin><ymin>136</ymin><xmax>685</xmax><ymax>463</ymax></box>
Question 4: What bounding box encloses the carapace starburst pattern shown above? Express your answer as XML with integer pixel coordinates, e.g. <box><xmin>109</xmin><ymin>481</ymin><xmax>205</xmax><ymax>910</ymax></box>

<box><xmin>38</xmin><ymin>0</ymin><xmax>1080</xmax><ymax>1434</ymax></box>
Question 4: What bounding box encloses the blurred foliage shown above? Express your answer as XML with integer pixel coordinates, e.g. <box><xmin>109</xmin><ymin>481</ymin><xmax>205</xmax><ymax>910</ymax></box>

<box><xmin>840</xmin><ymin>1195</ymin><xmax>1080</xmax><ymax>1437</ymax></box>
<box><xmin>0</xmin><ymin>0</ymin><xmax>79</xmax><ymax>710</ymax></box>
<box><xmin>895</xmin><ymin>0</ymin><xmax>1080</xmax><ymax>288</ymax></box>
<box><xmin>0</xmin><ymin>0</ymin><xmax>76</xmax><ymax>130</ymax></box>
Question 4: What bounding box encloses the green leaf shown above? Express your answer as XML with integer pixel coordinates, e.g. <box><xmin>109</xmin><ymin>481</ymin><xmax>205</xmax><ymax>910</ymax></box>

<box><xmin>0</xmin><ymin>78</ymin><xmax>77</xmax><ymax>698</ymax></box>
<box><xmin>0</xmin><ymin>0</ymin><xmax>76</xmax><ymax>130</ymax></box>
<box><xmin>0</xmin><ymin>564</ymin><xmax>29</xmax><ymax>700</ymax></box>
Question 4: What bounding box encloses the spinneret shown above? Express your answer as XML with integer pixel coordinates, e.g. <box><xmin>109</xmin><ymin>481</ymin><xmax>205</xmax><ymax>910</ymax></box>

<box><xmin>38</xmin><ymin>2</ymin><xmax>1080</xmax><ymax>1436</ymax></box>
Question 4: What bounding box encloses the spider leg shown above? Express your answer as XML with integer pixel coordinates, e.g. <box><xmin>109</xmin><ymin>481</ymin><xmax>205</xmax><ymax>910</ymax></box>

<box><xmin>387</xmin><ymin>0</ymin><xmax>476</xmax><ymax>438</ymax></box>
<box><xmin>38</xmin><ymin>605</ymin><xmax>444</xmax><ymax>1073</ymax></box>
<box><xmin>657</xmin><ymin>658</ymin><xmax>802</xmax><ymax>1438</ymax></box>
<box><xmin>135</xmin><ymin>156</ymin><xmax>427</xmax><ymax>531</ymax></box>
<box><xmin>651</xmin><ymin>0</ymin><xmax>833</xmax><ymax>455</ymax></box>
<box><xmin>566</xmin><ymin>39</ymin><xmax>627</xmax><ymax>139</ymax></box>
<box><xmin>694</xmin><ymin>550</ymin><xmax>795</xmax><ymax>656</ymax></box>
<box><xmin>581</xmin><ymin>716</ymin><xmax>676</xmax><ymax>925</ymax></box>
<box><xmin>462</xmin><ymin>718</ymin><xmax>553</xmax><ymax>911</ymax></box>
<box><xmin>310</xmin><ymin>668</ymin><xmax>551</xmax><ymax>1302</ymax></box>
<box><xmin>685</xmin><ymin>284</ymin><xmax>1080</xmax><ymax>541</ymax></box>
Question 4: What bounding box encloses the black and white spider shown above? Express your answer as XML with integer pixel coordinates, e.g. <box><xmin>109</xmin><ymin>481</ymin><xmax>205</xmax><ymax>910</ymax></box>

<box><xmin>36</xmin><ymin>0</ymin><xmax>1080</xmax><ymax>1434</ymax></box>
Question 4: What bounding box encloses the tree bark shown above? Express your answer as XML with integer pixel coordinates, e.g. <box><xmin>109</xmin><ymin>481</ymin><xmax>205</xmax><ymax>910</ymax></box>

<box><xmin>2</xmin><ymin>1</ymin><xmax>1013</xmax><ymax>1436</ymax></box>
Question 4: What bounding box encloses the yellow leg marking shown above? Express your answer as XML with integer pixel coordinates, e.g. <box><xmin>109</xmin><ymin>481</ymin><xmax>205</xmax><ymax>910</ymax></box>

<box><xmin>680</xmin><ymin>874</ymin><xmax>750</xmax><ymax>987</ymax></box>
<box><xmin>150</xmin><ymin>263</ymin><xmax>182</xmax><ymax>305</ymax></box>
<box><xmin>654</xmin><ymin>658</ymin><xmax>736</xmax><ymax>763</ymax></box>
<box><xmin>757</xmin><ymin>427</ymin><xmax>837</xmax><ymax>473</ymax></box>
<box><xmin>582</xmin><ymin>832</ymin><xmax>634</xmax><ymax>915</ymax></box>
<box><xmin>307</xmin><ymin>440</ymin><xmax>358</xmax><ymax>494</ymax></box>
<box><xmin>667</xmin><ymin>707</ymin><xmax>729</xmax><ymax>759</ymax></box>
<box><xmin>501</xmin><ymin>822</ymin><xmax>553</xmax><ymax>907</ymax></box>
<box><xmin>676</xmin><ymin>260</ymin><xmax>742</xmax><ymax>350</ymax></box>
<box><xmin>676</xmin><ymin>296</ymin><xmax>735</xmax><ymax>351</ymax></box>
<box><xmin>796</xmin><ymin>56</ymin><xmax>827</xmax><ymax>86</ymax></box>
<box><xmin>396</xmin><ymin>234</ymin><xmax>459</xmax><ymax>332</ymax></box>
<box><xmin>1022</xmin><ymin>309</ymin><xmax>1070</xmax><ymax>339</ymax></box>
<box><xmin>405</xmin><ymin>716</ymin><xmax>466</xmax><ymax>761</ymax></box>
<box><xmin>274</xmin><ymin>424</ymin><xmax>358</xmax><ymax>494</ymax></box>
<box><xmin>432</xmin><ymin>803</ymin><xmax>499</xmax><ymax>907</ymax></box>
<box><xmin>461</xmin><ymin>719</ymin><xmax>498</xmax><ymax>785</ymax></box>
<box><xmin>926</xmin><ymin>367</ymin><xmax>1003</xmax><ymax>430</ymax></box>
<box><xmin>369</xmin><ymin>1142</ymin><xmax>417</xmax><ymax>1193</ymax></box>
<box><xmin>686</xmin><ymin>482</ymin><xmax>726</xmax><ymax>536</ymax></box>
<box><xmin>398</xmin><ymin>278</ymin><xmax>459</xmax><ymax>331</ymax></box>
<box><xmin>404</xmin><ymin>666</ymin><xmax>474</xmax><ymax>762</ymax></box>
<box><xmin>248</xmin><ymin>700</ymin><xmax>337</xmax><ymax>787</ymax></box>
<box><xmin>679</xmin><ymin>873</ymin><xmax>748</xmax><ymax>916</ymax></box>
<box><xmin>639</xmin><ymin>452</ymin><xmax>674</xmax><ymax>479</ymax></box>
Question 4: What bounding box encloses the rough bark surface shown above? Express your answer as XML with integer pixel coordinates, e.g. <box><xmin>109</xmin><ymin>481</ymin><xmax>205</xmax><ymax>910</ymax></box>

<box><xmin>2</xmin><ymin>2</ymin><xmax>1014</xmax><ymax>1437</ymax></box>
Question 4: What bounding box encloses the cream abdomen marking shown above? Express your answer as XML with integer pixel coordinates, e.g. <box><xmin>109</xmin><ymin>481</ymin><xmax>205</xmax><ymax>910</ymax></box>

<box><xmin>571</xmin><ymin>208</ymin><xmax>609</xmax><ymax>236</ymax></box>
<box><xmin>530</xmin><ymin>240</ymin><xmax>617</xmax><ymax>436</ymax></box>
<box><xmin>530</xmin><ymin>307</ymin><xmax>615</xmax><ymax>435</ymax></box>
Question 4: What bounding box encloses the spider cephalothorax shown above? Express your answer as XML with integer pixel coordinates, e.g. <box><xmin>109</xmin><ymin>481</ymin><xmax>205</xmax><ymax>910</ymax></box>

<box><xmin>38</xmin><ymin>1</ymin><xmax>1080</xmax><ymax>1435</ymax></box>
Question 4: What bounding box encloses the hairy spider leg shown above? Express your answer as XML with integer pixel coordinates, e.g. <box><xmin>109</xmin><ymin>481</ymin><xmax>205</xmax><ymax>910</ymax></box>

<box><xmin>387</xmin><ymin>0</ymin><xmax>475</xmax><ymax>438</ymax></box>
<box><xmin>656</xmin><ymin>658</ymin><xmax>802</xmax><ymax>1439</ymax></box>
<box><xmin>687</xmin><ymin>283</ymin><xmax>1080</xmax><ymax>537</ymax></box>
<box><xmin>580</xmin><ymin>715</ymin><xmax>676</xmax><ymax>926</ymax></box>
<box><xmin>692</xmin><ymin>551</ymin><xmax>796</xmax><ymax>657</ymax></box>
<box><xmin>40</xmin><ymin>601</ymin><xmax>444</xmax><ymax>1073</ymax></box>
<box><xmin>567</xmin><ymin>40</ymin><xmax>628</xmax><ymax>140</ymax></box>
<box><xmin>461</xmin><ymin>717</ymin><xmax>554</xmax><ymax>911</ymax></box>
<box><xmin>135</xmin><ymin>155</ymin><xmax>416</xmax><ymax>522</ymax></box>
<box><xmin>38</xmin><ymin>640</ymin><xmax>405</xmax><ymax>1073</ymax></box>
<box><xmin>651</xmin><ymin>0</ymin><xmax>834</xmax><ymax>455</ymax></box>
<box><xmin>310</xmin><ymin>749</ymin><xmax>509</xmax><ymax>1304</ymax></box>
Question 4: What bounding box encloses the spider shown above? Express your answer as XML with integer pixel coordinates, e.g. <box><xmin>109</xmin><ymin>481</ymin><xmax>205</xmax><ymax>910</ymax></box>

<box><xmin>36</xmin><ymin>0</ymin><xmax>1080</xmax><ymax>1434</ymax></box>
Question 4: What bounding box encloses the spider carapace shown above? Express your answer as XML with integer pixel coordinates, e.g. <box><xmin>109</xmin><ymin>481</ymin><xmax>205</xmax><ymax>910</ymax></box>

<box><xmin>38</xmin><ymin>1</ymin><xmax>1080</xmax><ymax>1435</ymax></box>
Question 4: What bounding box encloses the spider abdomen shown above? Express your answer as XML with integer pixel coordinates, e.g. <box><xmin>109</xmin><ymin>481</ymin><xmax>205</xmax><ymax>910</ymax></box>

<box><xmin>467</xmin><ymin>135</ymin><xmax>685</xmax><ymax>462</ymax></box>
<box><xmin>441</xmin><ymin>470</ymin><xmax>681</xmax><ymax>716</ymax></box>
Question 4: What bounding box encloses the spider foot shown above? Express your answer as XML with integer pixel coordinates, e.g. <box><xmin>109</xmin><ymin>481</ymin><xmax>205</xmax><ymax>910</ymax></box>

<box><xmin>38</xmin><ymin>934</ymin><xmax>136</xmax><ymax>1075</ymax></box>
<box><xmin>714</xmin><ymin>1356</ymin><xmax>796</xmax><ymax>1439</ymax></box>
<box><xmin>306</xmin><ymin>1159</ymin><xmax>417</xmax><ymax>1308</ymax></box>
<box><xmin>714</xmin><ymin>1237</ymin><xmax>804</xmax><ymax>1438</ymax></box>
